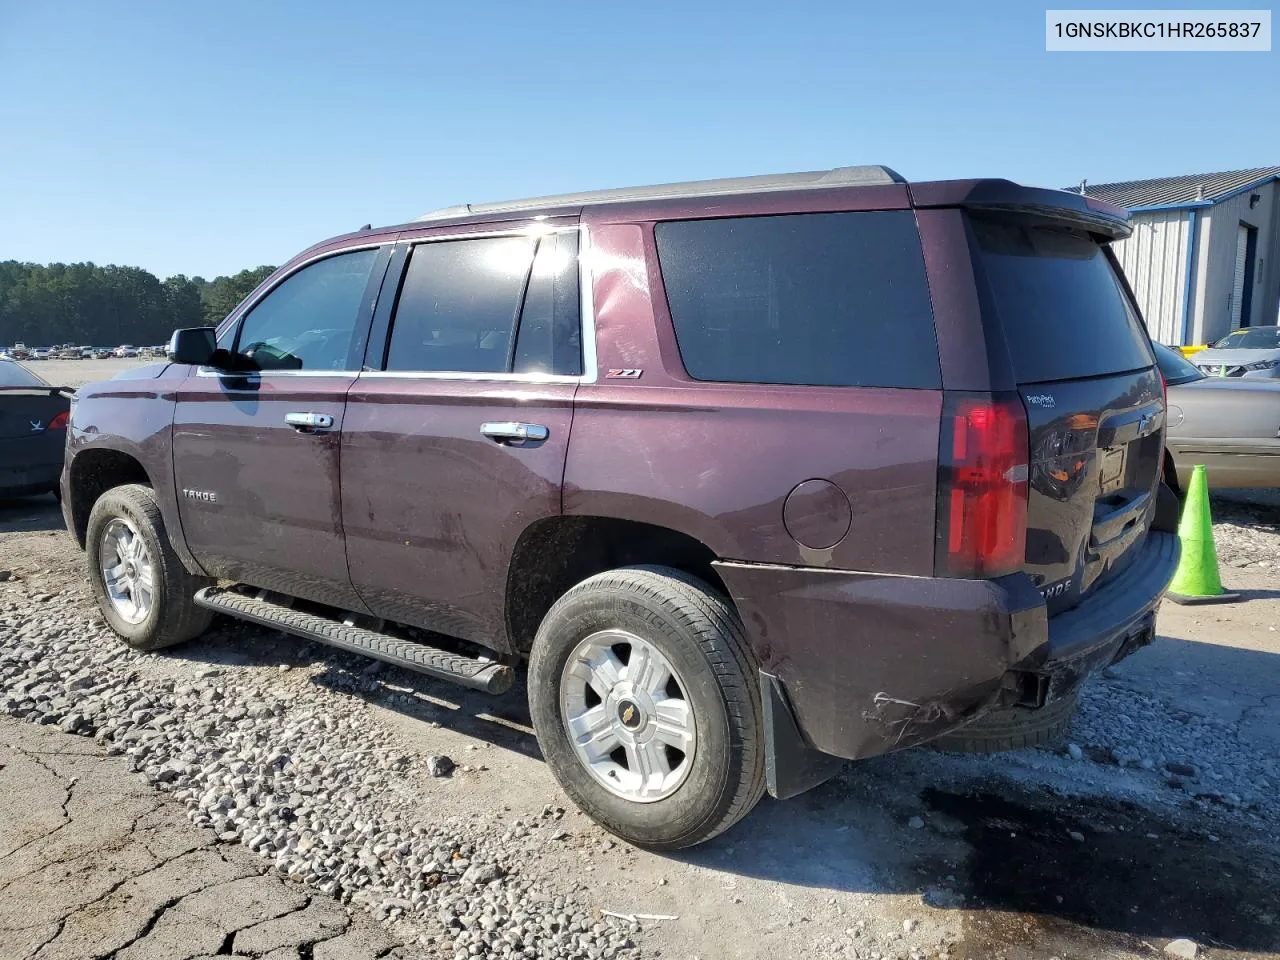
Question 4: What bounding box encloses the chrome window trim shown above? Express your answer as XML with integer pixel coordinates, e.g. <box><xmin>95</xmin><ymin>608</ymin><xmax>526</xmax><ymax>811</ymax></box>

<box><xmin>578</xmin><ymin>224</ymin><xmax>598</xmax><ymax>384</ymax></box>
<box><xmin>357</xmin><ymin>370</ymin><xmax>581</xmax><ymax>384</ymax></box>
<box><xmin>204</xmin><ymin>224</ymin><xmax>599</xmax><ymax>385</ymax></box>
<box><xmin>195</xmin><ymin>368</ymin><xmax>360</xmax><ymax>378</ymax></box>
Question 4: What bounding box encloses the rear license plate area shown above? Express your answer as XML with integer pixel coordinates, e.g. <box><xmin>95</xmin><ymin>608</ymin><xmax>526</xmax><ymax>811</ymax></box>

<box><xmin>1099</xmin><ymin>446</ymin><xmax>1127</xmax><ymax>494</ymax></box>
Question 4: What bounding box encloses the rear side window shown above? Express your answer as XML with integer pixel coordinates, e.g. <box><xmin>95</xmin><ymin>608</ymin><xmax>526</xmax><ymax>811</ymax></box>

<box><xmin>387</xmin><ymin>237</ymin><xmax>535</xmax><ymax>373</ymax></box>
<box><xmin>0</xmin><ymin>360</ymin><xmax>47</xmax><ymax>387</ymax></box>
<box><xmin>654</xmin><ymin>212</ymin><xmax>941</xmax><ymax>388</ymax></box>
<box><xmin>513</xmin><ymin>232</ymin><xmax>582</xmax><ymax>376</ymax></box>
<box><xmin>969</xmin><ymin>216</ymin><xmax>1154</xmax><ymax>384</ymax></box>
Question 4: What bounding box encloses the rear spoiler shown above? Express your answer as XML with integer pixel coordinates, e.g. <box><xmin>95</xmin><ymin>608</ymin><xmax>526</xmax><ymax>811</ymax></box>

<box><xmin>909</xmin><ymin>179</ymin><xmax>1132</xmax><ymax>240</ymax></box>
<box><xmin>0</xmin><ymin>385</ymin><xmax>74</xmax><ymax>398</ymax></box>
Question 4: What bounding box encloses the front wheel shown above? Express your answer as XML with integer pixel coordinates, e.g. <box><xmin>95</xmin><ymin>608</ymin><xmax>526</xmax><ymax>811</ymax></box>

<box><xmin>527</xmin><ymin>565</ymin><xmax>765</xmax><ymax>850</ymax></box>
<box><xmin>85</xmin><ymin>483</ymin><xmax>213</xmax><ymax>651</ymax></box>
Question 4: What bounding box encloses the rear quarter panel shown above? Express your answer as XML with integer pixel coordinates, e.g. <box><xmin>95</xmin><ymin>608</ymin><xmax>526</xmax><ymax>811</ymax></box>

<box><xmin>566</xmin><ymin>218</ymin><xmax>941</xmax><ymax>576</ymax></box>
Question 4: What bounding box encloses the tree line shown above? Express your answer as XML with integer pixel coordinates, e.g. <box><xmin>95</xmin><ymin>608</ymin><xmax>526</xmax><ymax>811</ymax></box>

<box><xmin>0</xmin><ymin>261</ymin><xmax>277</xmax><ymax>347</ymax></box>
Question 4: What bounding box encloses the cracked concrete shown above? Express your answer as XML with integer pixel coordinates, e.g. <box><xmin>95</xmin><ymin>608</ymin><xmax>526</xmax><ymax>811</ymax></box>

<box><xmin>0</xmin><ymin>720</ymin><xmax>414</xmax><ymax>960</ymax></box>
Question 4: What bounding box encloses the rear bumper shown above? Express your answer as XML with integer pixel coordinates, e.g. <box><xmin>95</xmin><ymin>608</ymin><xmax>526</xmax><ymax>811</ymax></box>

<box><xmin>714</xmin><ymin>529</ymin><xmax>1179</xmax><ymax>798</ymax></box>
<box><xmin>0</xmin><ymin>461</ymin><xmax>62</xmax><ymax>497</ymax></box>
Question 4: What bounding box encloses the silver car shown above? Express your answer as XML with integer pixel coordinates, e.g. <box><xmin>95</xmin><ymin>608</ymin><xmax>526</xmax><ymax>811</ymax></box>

<box><xmin>1191</xmin><ymin>325</ymin><xmax>1280</xmax><ymax>379</ymax></box>
<box><xmin>1155</xmin><ymin>342</ymin><xmax>1280</xmax><ymax>490</ymax></box>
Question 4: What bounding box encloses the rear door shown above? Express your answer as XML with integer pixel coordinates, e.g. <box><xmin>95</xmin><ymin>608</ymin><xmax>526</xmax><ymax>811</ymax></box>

<box><xmin>341</xmin><ymin>224</ymin><xmax>582</xmax><ymax>650</ymax></box>
<box><xmin>968</xmin><ymin>215</ymin><xmax>1163</xmax><ymax>614</ymax></box>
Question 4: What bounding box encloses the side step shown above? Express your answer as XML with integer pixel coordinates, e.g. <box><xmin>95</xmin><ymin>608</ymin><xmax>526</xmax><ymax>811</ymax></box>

<box><xmin>193</xmin><ymin>587</ymin><xmax>513</xmax><ymax>695</ymax></box>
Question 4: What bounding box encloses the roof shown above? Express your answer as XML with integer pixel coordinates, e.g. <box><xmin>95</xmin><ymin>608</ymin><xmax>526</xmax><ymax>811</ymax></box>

<box><xmin>415</xmin><ymin>165</ymin><xmax>906</xmax><ymax>221</ymax></box>
<box><xmin>1067</xmin><ymin>166</ymin><xmax>1280</xmax><ymax>211</ymax></box>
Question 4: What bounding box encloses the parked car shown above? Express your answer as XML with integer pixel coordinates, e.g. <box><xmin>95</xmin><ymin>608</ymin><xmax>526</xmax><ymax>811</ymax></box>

<box><xmin>30</xmin><ymin>348</ymin><xmax>53</xmax><ymax>360</ymax></box>
<box><xmin>113</xmin><ymin>345</ymin><xmax>139</xmax><ymax>358</ymax></box>
<box><xmin>61</xmin><ymin>166</ymin><xmax>1180</xmax><ymax>848</ymax></box>
<box><xmin>92</xmin><ymin>347</ymin><xmax>113</xmax><ymax>359</ymax></box>
<box><xmin>1190</xmin><ymin>325</ymin><xmax>1280</xmax><ymax>379</ymax></box>
<box><xmin>0</xmin><ymin>359</ymin><xmax>71</xmax><ymax>500</ymax></box>
<box><xmin>1154</xmin><ymin>342</ymin><xmax>1280</xmax><ymax>490</ymax></box>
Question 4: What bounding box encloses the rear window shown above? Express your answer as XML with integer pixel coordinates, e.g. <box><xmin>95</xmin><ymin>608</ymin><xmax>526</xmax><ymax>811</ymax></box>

<box><xmin>0</xmin><ymin>360</ymin><xmax>47</xmax><ymax>388</ymax></box>
<box><xmin>970</xmin><ymin>216</ymin><xmax>1154</xmax><ymax>384</ymax></box>
<box><xmin>654</xmin><ymin>211</ymin><xmax>941</xmax><ymax>388</ymax></box>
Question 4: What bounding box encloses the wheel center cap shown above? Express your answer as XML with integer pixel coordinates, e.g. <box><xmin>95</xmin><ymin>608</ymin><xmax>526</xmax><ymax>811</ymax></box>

<box><xmin>616</xmin><ymin>699</ymin><xmax>643</xmax><ymax>730</ymax></box>
<box><xmin>123</xmin><ymin>560</ymin><xmax>136</xmax><ymax>578</ymax></box>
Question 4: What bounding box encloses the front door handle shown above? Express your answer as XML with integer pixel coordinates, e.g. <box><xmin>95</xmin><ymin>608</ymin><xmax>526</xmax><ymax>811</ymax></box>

<box><xmin>480</xmin><ymin>421</ymin><xmax>549</xmax><ymax>444</ymax></box>
<box><xmin>285</xmin><ymin>412</ymin><xmax>335</xmax><ymax>432</ymax></box>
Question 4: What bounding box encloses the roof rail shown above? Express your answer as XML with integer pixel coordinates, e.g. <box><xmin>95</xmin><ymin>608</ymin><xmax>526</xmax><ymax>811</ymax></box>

<box><xmin>414</xmin><ymin>165</ymin><xmax>906</xmax><ymax>222</ymax></box>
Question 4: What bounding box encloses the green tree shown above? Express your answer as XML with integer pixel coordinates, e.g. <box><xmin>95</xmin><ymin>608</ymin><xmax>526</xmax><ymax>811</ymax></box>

<box><xmin>0</xmin><ymin>261</ymin><xmax>277</xmax><ymax>347</ymax></box>
<box><xmin>199</xmin><ymin>266</ymin><xmax>276</xmax><ymax>327</ymax></box>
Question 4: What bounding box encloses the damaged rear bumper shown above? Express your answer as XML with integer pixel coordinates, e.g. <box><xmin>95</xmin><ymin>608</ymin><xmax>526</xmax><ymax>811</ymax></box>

<box><xmin>714</xmin><ymin>529</ymin><xmax>1179</xmax><ymax>800</ymax></box>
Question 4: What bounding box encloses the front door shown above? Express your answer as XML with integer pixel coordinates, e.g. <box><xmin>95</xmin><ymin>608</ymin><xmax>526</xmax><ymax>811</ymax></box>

<box><xmin>342</xmin><ymin>227</ymin><xmax>583</xmax><ymax>649</ymax></box>
<box><xmin>172</xmin><ymin>245</ymin><xmax>390</xmax><ymax>611</ymax></box>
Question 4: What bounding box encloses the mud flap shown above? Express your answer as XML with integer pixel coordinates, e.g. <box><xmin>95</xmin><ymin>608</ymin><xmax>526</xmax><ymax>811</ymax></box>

<box><xmin>761</xmin><ymin>671</ymin><xmax>845</xmax><ymax>800</ymax></box>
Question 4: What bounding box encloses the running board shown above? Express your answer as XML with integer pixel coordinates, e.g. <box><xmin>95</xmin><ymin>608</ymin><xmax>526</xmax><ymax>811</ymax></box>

<box><xmin>193</xmin><ymin>586</ymin><xmax>513</xmax><ymax>695</ymax></box>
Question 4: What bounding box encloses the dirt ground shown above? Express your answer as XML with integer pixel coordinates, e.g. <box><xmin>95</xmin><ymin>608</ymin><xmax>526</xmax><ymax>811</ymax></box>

<box><xmin>23</xmin><ymin>356</ymin><xmax>156</xmax><ymax>389</ymax></box>
<box><xmin>1</xmin><ymin>490</ymin><xmax>1277</xmax><ymax>960</ymax></box>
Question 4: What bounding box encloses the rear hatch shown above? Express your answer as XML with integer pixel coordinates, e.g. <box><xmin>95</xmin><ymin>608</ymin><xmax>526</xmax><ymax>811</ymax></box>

<box><xmin>969</xmin><ymin>214</ymin><xmax>1164</xmax><ymax>615</ymax></box>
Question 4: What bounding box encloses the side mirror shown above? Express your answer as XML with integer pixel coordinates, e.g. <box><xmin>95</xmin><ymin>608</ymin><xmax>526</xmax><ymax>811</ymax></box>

<box><xmin>168</xmin><ymin>327</ymin><xmax>218</xmax><ymax>366</ymax></box>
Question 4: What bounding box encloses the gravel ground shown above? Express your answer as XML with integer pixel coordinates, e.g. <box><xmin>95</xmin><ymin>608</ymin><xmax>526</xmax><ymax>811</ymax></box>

<box><xmin>0</xmin><ymin>607</ymin><xmax>636</xmax><ymax>960</ymax></box>
<box><xmin>1</xmin><ymin>491</ymin><xmax>1278</xmax><ymax>959</ymax></box>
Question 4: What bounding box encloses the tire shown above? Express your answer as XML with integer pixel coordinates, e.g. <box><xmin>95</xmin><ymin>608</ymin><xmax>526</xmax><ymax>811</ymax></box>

<box><xmin>527</xmin><ymin>565</ymin><xmax>765</xmax><ymax>850</ymax></box>
<box><xmin>931</xmin><ymin>693</ymin><xmax>1079</xmax><ymax>754</ymax></box>
<box><xmin>85</xmin><ymin>483</ymin><xmax>213</xmax><ymax>651</ymax></box>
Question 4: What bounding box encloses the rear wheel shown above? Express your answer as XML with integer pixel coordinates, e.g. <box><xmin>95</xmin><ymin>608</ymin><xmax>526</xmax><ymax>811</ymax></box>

<box><xmin>932</xmin><ymin>693</ymin><xmax>1078</xmax><ymax>753</ymax></box>
<box><xmin>86</xmin><ymin>483</ymin><xmax>213</xmax><ymax>651</ymax></box>
<box><xmin>527</xmin><ymin>565</ymin><xmax>765</xmax><ymax>849</ymax></box>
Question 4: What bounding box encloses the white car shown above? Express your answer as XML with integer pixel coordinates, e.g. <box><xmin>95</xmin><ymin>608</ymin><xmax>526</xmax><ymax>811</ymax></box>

<box><xmin>31</xmin><ymin>348</ymin><xmax>53</xmax><ymax>360</ymax></box>
<box><xmin>114</xmin><ymin>345</ymin><xmax>139</xmax><ymax>358</ymax></box>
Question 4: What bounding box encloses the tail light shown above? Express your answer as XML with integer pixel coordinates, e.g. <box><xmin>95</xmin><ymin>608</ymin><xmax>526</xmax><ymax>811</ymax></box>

<box><xmin>935</xmin><ymin>393</ymin><xmax>1029</xmax><ymax>578</ymax></box>
<box><xmin>47</xmin><ymin>410</ymin><xmax>69</xmax><ymax>430</ymax></box>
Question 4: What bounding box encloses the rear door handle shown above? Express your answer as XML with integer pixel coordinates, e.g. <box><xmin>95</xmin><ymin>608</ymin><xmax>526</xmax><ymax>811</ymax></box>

<box><xmin>480</xmin><ymin>421</ymin><xmax>549</xmax><ymax>444</ymax></box>
<box><xmin>285</xmin><ymin>412</ymin><xmax>335</xmax><ymax>432</ymax></box>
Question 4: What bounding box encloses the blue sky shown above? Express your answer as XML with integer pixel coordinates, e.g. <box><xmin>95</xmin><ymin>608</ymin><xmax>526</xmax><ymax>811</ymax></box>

<box><xmin>0</xmin><ymin>1</ymin><xmax>1275</xmax><ymax>279</ymax></box>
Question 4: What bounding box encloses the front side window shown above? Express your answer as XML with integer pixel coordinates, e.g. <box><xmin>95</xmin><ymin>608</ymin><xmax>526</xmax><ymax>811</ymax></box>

<box><xmin>654</xmin><ymin>211</ymin><xmax>941</xmax><ymax>388</ymax></box>
<box><xmin>386</xmin><ymin>237</ymin><xmax>537</xmax><ymax>373</ymax></box>
<box><xmin>234</xmin><ymin>249</ymin><xmax>378</xmax><ymax>371</ymax></box>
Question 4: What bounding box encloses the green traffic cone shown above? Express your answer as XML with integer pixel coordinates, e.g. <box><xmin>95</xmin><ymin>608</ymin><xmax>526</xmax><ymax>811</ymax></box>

<box><xmin>1166</xmin><ymin>464</ymin><xmax>1239</xmax><ymax>604</ymax></box>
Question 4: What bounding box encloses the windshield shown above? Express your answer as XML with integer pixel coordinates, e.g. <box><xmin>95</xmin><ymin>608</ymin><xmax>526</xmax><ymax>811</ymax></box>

<box><xmin>1212</xmin><ymin>326</ymin><xmax>1280</xmax><ymax>349</ymax></box>
<box><xmin>0</xmin><ymin>359</ymin><xmax>49</xmax><ymax>388</ymax></box>
<box><xmin>1151</xmin><ymin>343</ymin><xmax>1204</xmax><ymax>385</ymax></box>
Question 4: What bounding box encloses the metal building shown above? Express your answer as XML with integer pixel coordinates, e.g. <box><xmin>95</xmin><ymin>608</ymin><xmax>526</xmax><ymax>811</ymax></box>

<box><xmin>1069</xmin><ymin>167</ymin><xmax>1280</xmax><ymax>345</ymax></box>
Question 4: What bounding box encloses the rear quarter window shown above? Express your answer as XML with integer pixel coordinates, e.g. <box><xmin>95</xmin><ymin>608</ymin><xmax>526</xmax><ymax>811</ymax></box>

<box><xmin>969</xmin><ymin>216</ymin><xmax>1154</xmax><ymax>384</ymax></box>
<box><xmin>654</xmin><ymin>211</ymin><xmax>941</xmax><ymax>389</ymax></box>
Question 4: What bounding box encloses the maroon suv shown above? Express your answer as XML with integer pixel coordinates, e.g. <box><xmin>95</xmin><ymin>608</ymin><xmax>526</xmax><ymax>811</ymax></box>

<box><xmin>62</xmin><ymin>166</ymin><xmax>1180</xmax><ymax>848</ymax></box>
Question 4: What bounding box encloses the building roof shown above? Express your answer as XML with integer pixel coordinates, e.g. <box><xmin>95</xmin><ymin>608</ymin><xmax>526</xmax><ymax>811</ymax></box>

<box><xmin>1067</xmin><ymin>166</ymin><xmax>1280</xmax><ymax>211</ymax></box>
